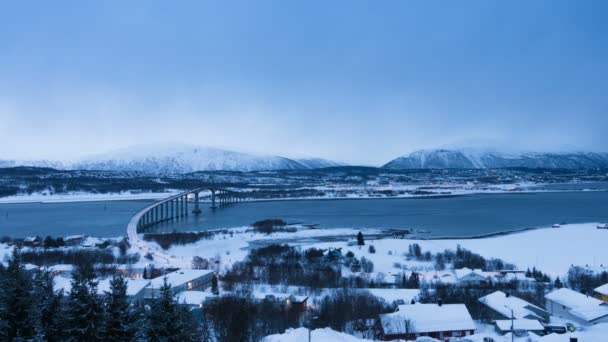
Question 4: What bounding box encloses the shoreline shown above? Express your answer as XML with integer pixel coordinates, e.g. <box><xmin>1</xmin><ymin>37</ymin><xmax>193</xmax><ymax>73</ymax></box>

<box><xmin>1</xmin><ymin>187</ymin><xmax>607</xmax><ymax>205</ymax></box>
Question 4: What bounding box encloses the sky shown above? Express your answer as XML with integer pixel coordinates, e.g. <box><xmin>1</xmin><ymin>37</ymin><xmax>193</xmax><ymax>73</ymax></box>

<box><xmin>1</xmin><ymin>1</ymin><xmax>607</xmax><ymax>165</ymax></box>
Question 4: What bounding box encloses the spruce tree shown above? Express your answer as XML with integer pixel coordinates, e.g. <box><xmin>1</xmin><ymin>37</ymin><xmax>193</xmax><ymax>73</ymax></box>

<box><xmin>211</xmin><ymin>273</ymin><xmax>219</xmax><ymax>295</ymax></box>
<box><xmin>146</xmin><ymin>277</ymin><xmax>180</xmax><ymax>340</ymax></box>
<box><xmin>32</xmin><ymin>268</ymin><xmax>65</xmax><ymax>341</ymax></box>
<box><xmin>102</xmin><ymin>272</ymin><xmax>135</xmax><ymax>341</ymax></box>
<box><xmin>357</xmin><ymin>231</ymin><xmax>365</xmax><ymax>246</ymax></box>
<box><xmin>66</xmin><ymin>263</ymin><xmax>104</xmax><ymax>341</ymax></box>
<box><xmin>0</xmin><ymin>248</ymin><xmax>35</xmax><ymax>340</ymax></box>
<box><xmin>147</xmin><ymin>277</ymin><xmax>199</xmax><ymax>341</ymax></box>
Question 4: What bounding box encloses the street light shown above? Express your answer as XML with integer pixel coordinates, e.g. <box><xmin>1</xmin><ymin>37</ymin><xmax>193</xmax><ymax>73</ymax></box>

<box><xmin>504</xmin><ymin>305</ymin><xmax>514</xmax><ymax>342</ymax></box>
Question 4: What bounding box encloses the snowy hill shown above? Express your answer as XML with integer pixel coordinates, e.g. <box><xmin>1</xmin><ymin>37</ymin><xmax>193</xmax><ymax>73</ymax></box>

<box><xmin>0</xmin><ymin>144</ymin><xmax>346</xmax><ymax>174</ymax></box>
<box><xmin>71</xmin><ymin>145</ymin><xmax>307</xmax><ymax>174</ymax></box>
<box><xmin>383</xmin><ymin>149</ymin><xmax>608</xmax><ymax>169</ymax></box>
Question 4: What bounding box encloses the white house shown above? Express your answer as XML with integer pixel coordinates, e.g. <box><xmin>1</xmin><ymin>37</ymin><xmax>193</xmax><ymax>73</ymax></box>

<box><xmin>378</xmin><ymin>302</ymin><xmax>475</xmax><ymax>341</ymax></box>
<box><xmin>455</xmin><ymin>268</ymin><xmax>488</xmax><ymax>284</ymax></box>
<box><xmin>545</xmin><ymin>288</ymin><xmax>608</xmax><ymax>325</ymax></box>
<box><xmin>479</xmin><ymin>290</ymin><xmax>550</xmax><ymax>322</ymax></box>
<box><xmin>144</xmin><ymin>269</ymin><xmax>215</xmax><ymax>298</ymax></box>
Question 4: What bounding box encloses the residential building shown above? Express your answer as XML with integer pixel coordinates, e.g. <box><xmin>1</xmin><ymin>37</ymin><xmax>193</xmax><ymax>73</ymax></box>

<box><xmin>378</xmin><ymin>302</ymin><xmax>475</xmax><ymax>341</ymax></box>
<box><xmin>455</xmin><ymin>267</ymin><xmax>487</xmax><ymax>284</ymax></box>
<box><xmin>545</xmin><ymin>288</ymin><xmax>608</xmax><ymax>325</ymax></box>
<box><xmin>479</xmin><ymin>290</ymin><xmax>550</xmax><ymax>323</ymax></box>
<box><xmin>594</xmin><ymin>283</ymin><xmax>608</xmax><ymax>302</ymax></box>
<box><xmin>144</xmin><ymin>269</ymin><xmax>215</xmax><ymax>298</ymax></box>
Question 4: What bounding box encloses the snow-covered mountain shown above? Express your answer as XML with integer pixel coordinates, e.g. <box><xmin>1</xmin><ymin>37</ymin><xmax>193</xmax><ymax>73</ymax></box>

<box><xmin>71</xmin><ymin>145</ymin><xmax>310</xmax><ymax>174</ymax></box>
<box><xmin>383</xmin><ymin>149</ymin><xmax>608</xmax><ymax>169</ymax></box>
<box><xmin>0</xmin><ymin>144</ymin><xmax>346</xmax><ymax>174</ymax></box>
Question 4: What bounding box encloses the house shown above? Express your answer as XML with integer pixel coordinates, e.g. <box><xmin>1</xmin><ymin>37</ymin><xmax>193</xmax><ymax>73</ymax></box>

<box><xmin>594</xmin><ymin>283</ymin><xmax>608</xmax><ymax>302</ymax></box>
<box><xmin>479</xmin><ymin>291</ymin><xmax>550</xmax><ymax>323</ymax></box>
<box><xmin>378</xmin><ymin>302</ymin><xmax>475</xmax><ymax>341</ymax></box>
<box><xmin>144</xmin><ymin>269</ymin><xmax>215</xmax><ymax>298</ymax></box>
<box><xmin>545</xmin><ymin>288</ymin><xmax>608</xmax><ymax>325</ymax></box>
<box><xmin>455</xmin><ymin>267</ymin><xmax>487</xmax><ymax>284</ymax></box>
<box><xmin>494</xmin><ymin>319</ymin><xmax>545</xmax><ymax>335</ymax></box>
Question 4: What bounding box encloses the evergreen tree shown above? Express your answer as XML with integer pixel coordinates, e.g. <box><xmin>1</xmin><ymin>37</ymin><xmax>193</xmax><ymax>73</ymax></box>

<box><xmin>357</xmin><ymin>232</ymin><xmax>365</xmax><ymax>246</ymax></box>
<box><xmin>102</xmin><ymin>272</ymin><xmax>135</xmax><ymax>341</ymax></box>
<box><xmin>32</xmin><ymin>268</ymin><xmax>65</xmax><ymax>341</ymax></box>
<box><xmin>0</xmin><ymin>248</ymin><xmax>35</xmax><ymax>340</ymax></box>
<box><xmin>146</xmin><ymin>277</ymin><xmax>182</xmax><ymax>341</ymax></box>
<box><xmin>211</xmin><ymin>273</ymin><xmax>219</xmax><ymax>295</ymax></box>
<box><xmin>66</xmin><ymin>263</ymin><xmax>104</xmax><ymax>341</ymax></box>
<box><xmin>554</xmin><ymin>277</ymin><xmax>563</xmax><ymax>288</ymax></box>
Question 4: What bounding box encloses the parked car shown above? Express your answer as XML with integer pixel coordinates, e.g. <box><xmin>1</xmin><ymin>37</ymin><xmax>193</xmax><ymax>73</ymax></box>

<box><xmin>544</xmin><ymin>325</ymin><xmax>567</xmax><ymax>334</ymax></box>
<box><xmin>513</xmin><ymin>329</ymin><xmax>528</xmax><ymax>337</ymax></box>
<box><xmin>566</xmin><ymin>323</ymin><xmax>576</xmax><ymax>332</ymax></box>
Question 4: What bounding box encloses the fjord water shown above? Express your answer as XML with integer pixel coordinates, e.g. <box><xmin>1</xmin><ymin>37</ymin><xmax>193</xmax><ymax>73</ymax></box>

<box><xmin>1</xmin><ymin>191</ymin><xmax>608</xmax><ymax>238</ymax></box>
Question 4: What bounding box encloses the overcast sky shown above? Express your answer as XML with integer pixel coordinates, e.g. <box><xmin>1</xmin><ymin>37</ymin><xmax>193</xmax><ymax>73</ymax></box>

<box><xmin>1</xmin><ymin>1</ymin><xmax>607</xmax><ymax>165</ymax></box>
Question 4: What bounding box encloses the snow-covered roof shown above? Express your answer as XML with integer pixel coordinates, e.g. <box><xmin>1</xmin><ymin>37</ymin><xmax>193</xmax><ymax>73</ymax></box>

<box><xmin>97</xmin><ymin>278</ymin><xmax>150</xmax><ymax>297</ymax></box>
<box><xmin>546</xmin><ymin>288</ymin><xmax>608</xmax><ymax>322</ymax></box>
<box><xmin>495</xmin><ymin>319</ymin><xmax>544</xmax><ymax>331</ymax></box>
<box><xmin>595</xmin><ymin>283</ymin><xmax>608</xmax><ymax>295</ymax></box>
<box><xmin>379</xmin><ymin>303</ymin><xmax>475</xmax><ymax>335</ymax></box>
<box><xmin>569</xmin><ymin>306</ymin><xmax>608</xmax><ymax>322</ymax></box>
<box><xmin>545</xmin><ymin>288</ymin><xmax>603</xmax><ymax>308</ymax></box>
<box><xmin>174</xmin><ymin>290</ymin><xmax>217</xmax><ymax>305</ymax></box>
<box><xmin>479</xmin><ymin>291</ymin><xmax>547</xmax><ymax>320</ymax></box>
<box><xmin>455</xmin><ymin>267</ymin><xmax>484</xmax><ymax>279</ymax></box>
<box><xmin>48</xmin><ymin>264</ymin><xmax>75</xmax><ymax>272</ymax></box>
<box><xmin>148</xmin><ymin>269</ymin><xmax>214</xmax><ymax>288</ymax></box>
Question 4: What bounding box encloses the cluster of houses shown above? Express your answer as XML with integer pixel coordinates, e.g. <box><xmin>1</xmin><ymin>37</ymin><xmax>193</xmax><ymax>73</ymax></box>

<box><xmin>46</xmin><ymin>262</ymin><xmax>608</xmax><ymax>341</ymax></box>
<box><xmin>375</xmin><ymin>285</ymin><xmax>608</xmax><ymax>341</ymax></box>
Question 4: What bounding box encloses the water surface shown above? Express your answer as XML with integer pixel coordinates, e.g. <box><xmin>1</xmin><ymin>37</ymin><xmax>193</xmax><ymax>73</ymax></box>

<box><xmin>1</xmin><ymin>191</ymin><xmax>607</xmax><ymax>238</ymax></box>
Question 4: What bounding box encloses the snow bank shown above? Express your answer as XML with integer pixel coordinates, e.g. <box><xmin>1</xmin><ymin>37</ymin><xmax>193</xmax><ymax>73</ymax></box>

<box><xmin>262</xmin><ymin>327</ymin><xmax>372</xmax><ymax>342</ymax></box>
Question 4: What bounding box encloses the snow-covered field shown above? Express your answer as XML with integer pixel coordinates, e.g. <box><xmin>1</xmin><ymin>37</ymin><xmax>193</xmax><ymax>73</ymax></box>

<box><xmin>148</xmin><ymin>223</ymin><xmax>607</xmax><ymax>278</ymax></box>
<box><xmin>0</xmin><ymin>190</ymin><xmax>180</xmax><ymax>203</ymax></box>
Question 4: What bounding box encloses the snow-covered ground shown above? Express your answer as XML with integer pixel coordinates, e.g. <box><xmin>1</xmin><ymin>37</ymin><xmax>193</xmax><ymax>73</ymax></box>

<box><xmin>0</xmin><ymin>190</ymin><xmax>180</xmax><ymax>203</ymax></box>
<box><xmin>262</xmin><ymin>327</ymin><xmax>373</xmax><ymax>342</ymax></box>
<box><xmin>146</xmin><ymin>223</ymin><xmax>607</xmax><ymax>279</ymax></box>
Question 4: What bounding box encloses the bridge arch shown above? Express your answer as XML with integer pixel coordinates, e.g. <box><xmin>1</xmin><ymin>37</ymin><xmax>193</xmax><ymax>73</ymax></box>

<box><xmin>126</xmin><ymin>187</ymin><xmax>247</xmax><ymax>265</ymax></box>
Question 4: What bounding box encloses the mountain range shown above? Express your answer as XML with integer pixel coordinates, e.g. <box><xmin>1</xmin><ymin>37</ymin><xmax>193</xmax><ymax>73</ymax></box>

<box><xmin>2</xmin><ymin>145</ymin><xmax>608</xmax><ymax>174</ymax></box>
<box><xmin>0</xmin><ymin>144</ymin><xmax>344</xmax><ymax>174</ymax></box>
<box><xmin>383</xmin><ymin>149</ymin><xmax>608</xmax><ymax>169</ymax></box>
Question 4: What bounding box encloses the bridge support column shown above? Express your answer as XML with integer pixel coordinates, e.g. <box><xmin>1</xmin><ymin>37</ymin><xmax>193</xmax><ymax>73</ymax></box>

<box><xmin>193</xmin><ymin>192</ymin><xmax>201</xmax><ymax>214</ymax></box>
<box><xmin>211</xmin><ymin>190</ymin><xmax>216</xmax><ymax>209</ymax></box>
<box><xmin>185</xmin><ymin>195</ymin><xmax>189</xmax><ymax>216</ymax></box>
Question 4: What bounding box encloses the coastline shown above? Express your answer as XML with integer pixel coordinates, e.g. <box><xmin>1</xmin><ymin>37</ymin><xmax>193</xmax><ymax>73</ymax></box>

<box><xmin>1</xmin><ymin>186</ymin><xmax>606</xmax><ymax>205</ymax></box>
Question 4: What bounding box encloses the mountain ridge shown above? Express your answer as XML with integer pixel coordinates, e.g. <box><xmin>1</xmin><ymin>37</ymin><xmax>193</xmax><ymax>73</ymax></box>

<box><xmin>383</xmin><ymin>148</ymin><xmax>608</xmax><ymax>169</ymax></box>
<box><xmin>0</xmin><ymin>144</ymin><xmax>344</xmax><ymax>174</ymax></box>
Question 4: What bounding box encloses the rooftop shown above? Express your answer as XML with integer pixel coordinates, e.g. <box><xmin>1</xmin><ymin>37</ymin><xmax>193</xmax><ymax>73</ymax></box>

<box><xmin>379</xmin><ymin>303</ymin><xmax>475</xmax><ymax>335</ymax></box>
<box><xmin>495</xmin><ymin>319</ymin><xmax>544</xmax><ymax>331</ymax></box>
<box><xmin>594</xmin><ymin>283</ymin><xmax>608</xmax><ymax>295</ymax></box>
<box><xmin>545</xmin><ymin>288</ymin><xmax>603</xmax><ymax>308</ymax></box>
<box><xmin>479</xmin><ymin>291</ymin><xmax>547</xmax><ymax>320</ymax></box>
<box><xmin>455</xmin><ymin>267</ymin><xmax>484</xmax><ymax>279</ymax></box>
<box><xmin>546</xmin><ymin>288</ymin><xmax>608</xmax><ymax>322</ymax></box>
<box><xmin>149</xmin><ymin>269</ymin><xmax>214</xmax><ymax>289</ymax></box>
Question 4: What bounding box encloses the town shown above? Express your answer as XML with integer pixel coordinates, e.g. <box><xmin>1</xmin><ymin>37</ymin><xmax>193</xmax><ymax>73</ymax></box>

<box><xmin>1</xmin><ymin>218</ymin><xmax>607</xmax><ymax>341</ymax></box>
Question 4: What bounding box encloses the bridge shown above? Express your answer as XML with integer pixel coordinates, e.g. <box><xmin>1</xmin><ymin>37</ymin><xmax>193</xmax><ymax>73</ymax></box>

<box><xmin>127</xmin><ymin>187</ymin><xmax>247</xmax><ymax>266</ymax></box>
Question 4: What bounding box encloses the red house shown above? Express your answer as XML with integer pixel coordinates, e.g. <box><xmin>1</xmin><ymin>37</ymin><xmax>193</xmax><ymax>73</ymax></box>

<box><xmin>378</xmin><ymin>302</ymin><xmax>475</xmax><ymax>341</ymax></box>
